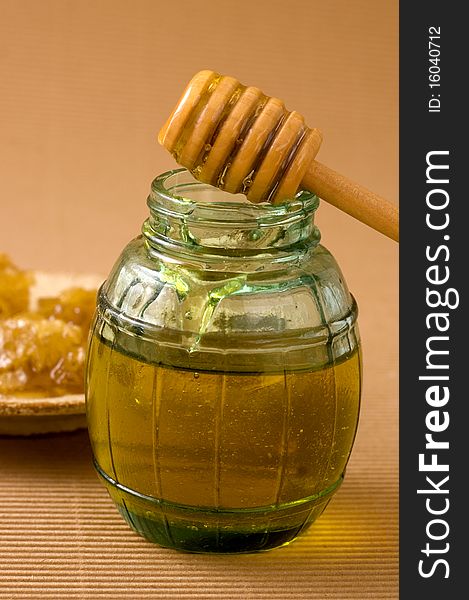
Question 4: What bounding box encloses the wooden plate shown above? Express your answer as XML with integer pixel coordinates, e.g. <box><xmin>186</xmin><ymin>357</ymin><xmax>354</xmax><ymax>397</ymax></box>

<box><xmin>0</xmin><ymin>271</ymin><xmax>104</xmax><ymax>436</ymax></box>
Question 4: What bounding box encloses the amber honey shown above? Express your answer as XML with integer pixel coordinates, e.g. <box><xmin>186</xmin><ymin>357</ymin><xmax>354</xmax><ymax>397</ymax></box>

<box><xmin>86</xmin><ymin>320</ymin><xmax>361</xmax><ymax>553</ymax></box>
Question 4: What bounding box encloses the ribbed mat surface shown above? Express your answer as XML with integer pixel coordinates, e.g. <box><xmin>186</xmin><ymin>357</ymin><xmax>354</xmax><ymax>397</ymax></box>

<box><xmin>0</xmin><ymin>393</ymin><xmax>397</xmax><ymax>599</ymax></box>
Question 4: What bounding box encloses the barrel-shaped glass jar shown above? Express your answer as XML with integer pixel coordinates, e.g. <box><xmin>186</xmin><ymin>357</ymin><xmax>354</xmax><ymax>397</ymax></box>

<box><xmin>85</xmin><ymin>168</ymin><xmax>361</xmax><ymax>553</ymax></box>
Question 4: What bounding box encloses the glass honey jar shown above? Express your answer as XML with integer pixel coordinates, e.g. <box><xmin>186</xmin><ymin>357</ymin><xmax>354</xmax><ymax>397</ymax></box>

<box><xmin>85</xmin><ymin>168</ymin><xmax>361</xmax><ymax>553</ymax></box>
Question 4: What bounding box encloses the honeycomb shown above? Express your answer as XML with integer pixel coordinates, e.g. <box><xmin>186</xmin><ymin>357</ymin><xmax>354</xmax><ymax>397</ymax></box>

<box><xmin>0</xmin><ymin>255</ymin><xmax>96</xmax><ymax>397</ymax></box>
<box><xmin>0</xmin><ymin>253</ymin><xmax>34</xmax><ymax>318</ymax></box>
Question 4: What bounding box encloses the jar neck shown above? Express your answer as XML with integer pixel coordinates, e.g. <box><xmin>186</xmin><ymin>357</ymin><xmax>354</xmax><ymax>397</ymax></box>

<box><xmin>142</xmin><ymin>169</ymin><xmax>320</xmax><ymax>272</ymax></box>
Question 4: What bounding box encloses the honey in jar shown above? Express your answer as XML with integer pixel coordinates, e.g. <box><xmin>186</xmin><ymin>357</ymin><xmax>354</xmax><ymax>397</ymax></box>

<box><xmin>85</xmin><ymin>169</ymin><xmax>361</xmax><ymax>553</ymax></box>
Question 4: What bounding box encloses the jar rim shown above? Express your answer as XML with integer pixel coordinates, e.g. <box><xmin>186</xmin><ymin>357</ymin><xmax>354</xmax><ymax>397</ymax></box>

<box><xmin>149</xmin><ymin>168</ymin><xmax>319</xmax><ymax>224</ymax></box>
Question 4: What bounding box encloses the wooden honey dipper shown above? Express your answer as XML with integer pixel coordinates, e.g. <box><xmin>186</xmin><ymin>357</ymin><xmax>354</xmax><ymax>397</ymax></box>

<box><xmin>158</xmin><ymin>70</ymin><xmax>399</xmax><ymax>242</ymax></box>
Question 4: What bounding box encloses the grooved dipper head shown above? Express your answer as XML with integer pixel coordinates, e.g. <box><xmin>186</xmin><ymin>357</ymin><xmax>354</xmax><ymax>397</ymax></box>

<box><xmin>158</xmin><ymin>70</ymin><xmax>322</xmax><ymax>204</ymax></box>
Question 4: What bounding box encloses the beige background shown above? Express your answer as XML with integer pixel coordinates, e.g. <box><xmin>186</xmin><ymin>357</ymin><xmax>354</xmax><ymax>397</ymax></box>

<box><xmin>0</xmin><ymin>0</ymin><xmax>398</xmax><ymax>598</ymax></box>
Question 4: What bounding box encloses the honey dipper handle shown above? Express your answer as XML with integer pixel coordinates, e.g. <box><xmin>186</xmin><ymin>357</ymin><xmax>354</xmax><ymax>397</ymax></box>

<box><xmin>302</xmin><ymin>160</ymin><xmax>399</xmax><ymax>242</ymax></box>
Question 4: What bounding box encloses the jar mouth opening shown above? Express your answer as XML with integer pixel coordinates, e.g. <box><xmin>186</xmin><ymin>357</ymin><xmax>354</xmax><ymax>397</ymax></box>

<box><xmin>149</xmin><ymin>168</ymin><xmax>319</xmax><ymax>224</ymax></box>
